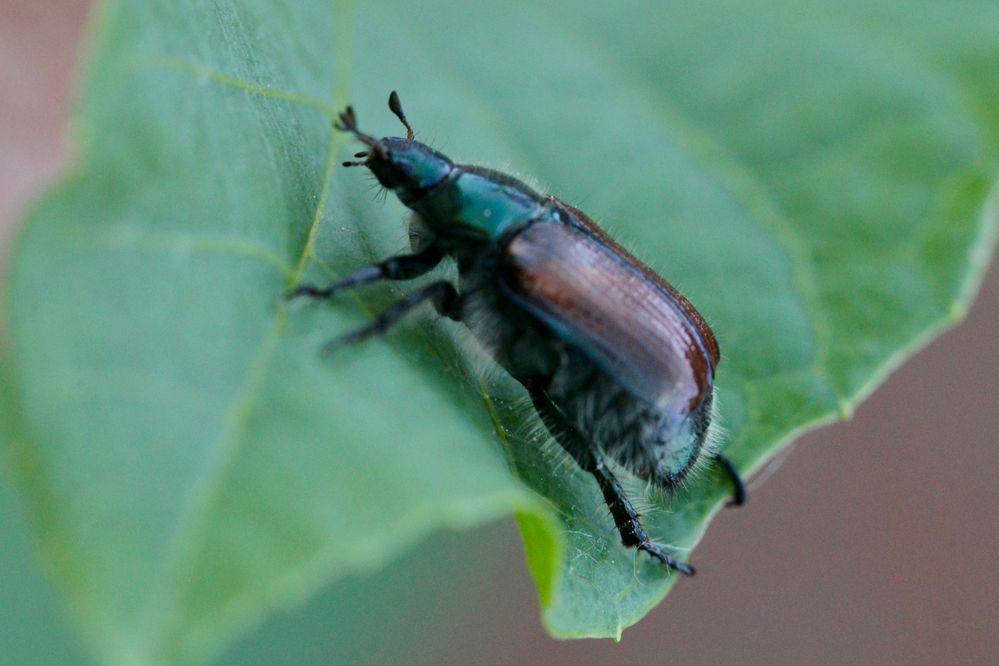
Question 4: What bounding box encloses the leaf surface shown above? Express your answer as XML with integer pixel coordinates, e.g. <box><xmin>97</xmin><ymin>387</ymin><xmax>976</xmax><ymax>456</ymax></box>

<box><xmin>3</xmin><ymin>0</ymin><xmax>997</xmax><ymax>662</ymax></box>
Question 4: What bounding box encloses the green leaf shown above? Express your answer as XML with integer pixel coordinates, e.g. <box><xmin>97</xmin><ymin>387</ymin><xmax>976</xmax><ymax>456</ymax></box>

<box><xmin>3</xmin><ymin>0</ymin><xmax>997</xmax><ymax>663</ymax></box>
<box><xmin>0</xmin><ymin>455</ymin><xmax>91</xmax><ymax>665</ymax></box>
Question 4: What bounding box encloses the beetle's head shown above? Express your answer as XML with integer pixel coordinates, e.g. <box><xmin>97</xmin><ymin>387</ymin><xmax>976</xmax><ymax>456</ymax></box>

<box><xmin>336</xmin><ymin>92</ymin><xmax>453</xmax><ymax>205</ymax></box>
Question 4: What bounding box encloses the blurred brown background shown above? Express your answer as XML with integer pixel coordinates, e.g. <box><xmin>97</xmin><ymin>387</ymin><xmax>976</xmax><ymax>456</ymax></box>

<box><xmin>2</xmin><ymin>2</ymin><xmax>996</xmax><ymax>664</ymax></box>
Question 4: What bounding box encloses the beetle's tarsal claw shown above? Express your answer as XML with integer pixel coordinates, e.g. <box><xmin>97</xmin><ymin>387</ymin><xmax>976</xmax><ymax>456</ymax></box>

<box><xmin>674</xmin><ymin>561</ymin><xmax>696</xmax><ymax>576</ymax></box>
<box><xmin>322</xmin><ymin>329</ymin><xmax>370</xmax><ymax>355</ymax></box>
<box><xmin>284</xmin><ymin>284</ymin><xmax>332</xmax><ymax>301</ymax></box>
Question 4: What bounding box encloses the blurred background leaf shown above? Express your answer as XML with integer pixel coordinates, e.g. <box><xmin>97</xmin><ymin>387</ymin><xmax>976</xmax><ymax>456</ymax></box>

<box><xmin>2</xmin><ymin>1</ymin><xmax>997</xmax><ymax>664</ymax></box>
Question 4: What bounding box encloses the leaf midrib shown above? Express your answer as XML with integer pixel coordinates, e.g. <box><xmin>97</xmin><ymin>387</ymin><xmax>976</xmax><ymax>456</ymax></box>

<box><xmin>132</xmin><ymin>17</ymin><xmax>356</xmax><ymax>655</ymax></box>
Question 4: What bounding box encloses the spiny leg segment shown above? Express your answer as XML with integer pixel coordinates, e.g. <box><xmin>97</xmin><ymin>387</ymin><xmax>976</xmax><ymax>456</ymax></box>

<box><xmin>288</xmin><ymin>249</ymin><xmax>459</xmax><ymax>350</ymax></box>
<box><xmin>287</xmin><ymin>246</ymin><xmax>445</xmax><ymax>300</ymax></box>
<box><xmin>322</xmin><ymin>280</ymin><xmax>457</xmax><ymax>352</ymax></box>
<box><xmin>528</xmin><ymin>382</ymin><xmax>695</xmax><ymax>576</ymax></box>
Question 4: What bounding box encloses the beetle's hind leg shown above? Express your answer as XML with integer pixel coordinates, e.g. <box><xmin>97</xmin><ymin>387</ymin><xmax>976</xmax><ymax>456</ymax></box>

<box><xmin>714</xmin><ymin>454</ymin><xmax>747</xmax><ymax>507</ymax></box>
<box><xmin>323</xmin><ymin>281</ymin><xmax>459</xmax><ymax>352</ymax></box>
<box><xmin>287</xmin><ymin>245</ymin><xmax>445</xmax><ymax>301</ymax></box>
<box><xmin>528</xmin><ymin>383</ymin><xmax>695</xmax><ymax>576</ymax></box>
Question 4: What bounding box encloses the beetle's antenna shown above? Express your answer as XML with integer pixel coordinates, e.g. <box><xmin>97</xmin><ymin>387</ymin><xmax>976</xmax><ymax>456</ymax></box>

<box><xmin>388</xmin><ymin>90</ymin><xmax>414</xmax><ymax>140</ymax></box>
<box><xmin>334</xmin><ymin>105</ymin><xmax>377</xmax><ymax>146</ymax></box>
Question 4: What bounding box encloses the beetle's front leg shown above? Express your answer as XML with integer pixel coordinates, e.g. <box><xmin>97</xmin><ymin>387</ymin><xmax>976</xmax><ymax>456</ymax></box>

<box><xmin>287</xmin><ymin>245</ymin><xmax>445</xmax><ymax>300</ymax></box>
<box><xmin>323</xmin><ymin>281</ymin><xmax>459</xmax><ymax>352</ymax></box>
<box><xmin>528</xmin><ymin>383</ymin><xmax>695</xmax><ymax>576</ymax></box>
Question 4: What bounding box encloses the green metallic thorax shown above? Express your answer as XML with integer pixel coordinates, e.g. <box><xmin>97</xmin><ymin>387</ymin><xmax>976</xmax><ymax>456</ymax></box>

<box><xmin>411</xmin><ymin>165</ymin><xmax>551</xmax><ymax>238</ymax></box>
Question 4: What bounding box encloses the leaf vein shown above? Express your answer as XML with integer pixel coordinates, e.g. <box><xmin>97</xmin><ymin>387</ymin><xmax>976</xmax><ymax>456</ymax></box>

<box><xmin>138</xmin><ymin>54</ymin><xmax>337</xmax><ymax>117</ymax></box>
<box><xmin>143</xmin><ymin>34</ymin><xmax>354</xmax><ymax>648</ymax></box>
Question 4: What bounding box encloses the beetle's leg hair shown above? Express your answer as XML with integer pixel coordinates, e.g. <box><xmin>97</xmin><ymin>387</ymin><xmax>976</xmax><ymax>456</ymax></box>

<box><xmin>287</xmin><ymin>246</ymin><xmax>445</xmax><ymax>300</ymax></box>
<box><xmin>528</xmin><ymin>383</ymin><xmax>695</xmax><ymax>576</ymax></box>
<box><xmin>323</xmin><ymin>281</ymin><xmax>457</xmax><ymax>352</ymax></box>
<box><xmin>715</xmin><ymin>454</ymin><xmax>747</xmax><ymax>507</ymax></box>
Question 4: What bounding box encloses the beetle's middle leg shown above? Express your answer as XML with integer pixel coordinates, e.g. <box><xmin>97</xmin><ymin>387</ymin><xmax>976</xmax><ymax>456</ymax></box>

<box><xmin>528</xmin><ymin>382</ymin><xmax>695</xmax><ymax>576</ymax></box>
<box><xmin>323</xmin><ymin>280</ymin><xmax>459</xmax><ymax>352</ymax></box>
<box><xmin>287</xmin><ymin>245</ymin><xmax>445</xmax><ymax>300</ymax></box>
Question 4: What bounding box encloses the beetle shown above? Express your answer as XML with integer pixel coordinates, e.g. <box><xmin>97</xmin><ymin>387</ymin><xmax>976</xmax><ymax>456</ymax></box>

<box><xmin>290</xmin><ymin>92</ymin><xmax>745</xmax><ymax>575</ymax></box>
